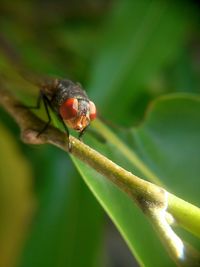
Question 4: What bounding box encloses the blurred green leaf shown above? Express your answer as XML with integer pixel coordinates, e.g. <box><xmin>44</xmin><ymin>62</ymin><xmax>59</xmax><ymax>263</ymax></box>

<box><xmin>72</xmin><ymin>94</ymin><xmax>200</xmax><ymax>266</ymax></box>
<box><xmin>19</xmin><ymin>146</ymin><xmax>104</xmax><ymax>267</ymax></box>
<box><xmin>164</xmin><ymin>49</ymin><xmax>200</xmax><ymax>94</ymax></box>
<box><xmin>0</xmin><ymin>123</ymin><xmax>34</xmax><ymax>267</ymax></box>
<box><xmin>89</xmin><ymin>0</ymin><xmax>193</xmax><ymax>124</ymax></box>
<box><xmin>132</xmin><ymin>94</ymin><xmax>200</xmax><ymax>206</ymax></box>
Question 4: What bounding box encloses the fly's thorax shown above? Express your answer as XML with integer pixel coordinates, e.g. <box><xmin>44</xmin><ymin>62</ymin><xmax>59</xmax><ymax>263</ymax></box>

<box><xmin>51</xmin><ymin>79</ymin><xmax>89</xmax><ymax>112</ymax></box>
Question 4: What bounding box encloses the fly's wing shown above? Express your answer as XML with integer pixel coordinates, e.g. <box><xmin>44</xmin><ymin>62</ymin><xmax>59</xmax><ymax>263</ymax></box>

<box><xmin>0</xmin><ymin>48</ymin><xmax>38</xmax><ymax>95</ymax></box>
<box><xmin>0</xmin><ymin>68</ymin><xmax>38</xmax><ymax>97</ymax></box>
<box><xmin>0</xmin><ymin>33</ymin><xmax>60</xmax><ymax>97</ymax></box>
<box><xmin>0</xmin><ymin>34</ymin><xmax>36</xmax><ymax>95</ymax></box>
<box><xmin>18</xmin><ymin>69</ymin><xmax>60</xmax><ymax>96</ymax></box>
<box><xmin>0</xmin><ymin>63</ymin><xmax>61</xmax><ymax>99</ymax></box>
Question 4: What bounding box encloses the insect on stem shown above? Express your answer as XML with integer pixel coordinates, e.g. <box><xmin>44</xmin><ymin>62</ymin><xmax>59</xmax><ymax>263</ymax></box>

<box><xmin>25</xmin><ymin>78</ymin><xmax>97</xmax><ymax>150</ymax></box>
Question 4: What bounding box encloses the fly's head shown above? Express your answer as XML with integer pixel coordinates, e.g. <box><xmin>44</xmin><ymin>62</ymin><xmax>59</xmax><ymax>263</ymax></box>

<box><xmin>59</xmin><ymin>97</ymin><xmax>96</xmax><ymax>133</ymax></box>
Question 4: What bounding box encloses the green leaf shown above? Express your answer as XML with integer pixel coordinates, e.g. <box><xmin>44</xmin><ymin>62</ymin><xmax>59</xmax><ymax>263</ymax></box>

<box><xmin>72</xmin><ymin>94</ymin><xmax>200</xmax><ymax>266</ymax></box>
<box><xmin>132</xmin><ymin>94</ymin><xmax>200</xmax><ymax>206</ymax></box>
<box><xmin>19</xmin><ymin>146</ymin><xmax>104</xmax><ymax>267</ymax></box>
<box><xmin>89</xmin><ymin>0</ymin><xmax>193</xmax><ymax>124</ymax></box>
<box><xmin>0</xmin><ymin>123</ymin><xmax>34</xmax><ymax>267</ymax></box>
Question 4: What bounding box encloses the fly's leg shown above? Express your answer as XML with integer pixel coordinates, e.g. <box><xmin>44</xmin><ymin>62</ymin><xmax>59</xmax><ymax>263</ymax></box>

<box><xmin>57</xmin><ymin>114</ymin><xmax>72</xmax><ymax>152</ymax></box>
<box><xmin>27</xmin><ymin>91</ymin><xmax>43</xmax><ymax>109</ymax></box>
<box><xmin>17</xmin><ymin>91</ymin><xmax>51</xmax><ymax>136</ymax></box>
<box><xmin>36</xmin><ymin>93</ymin><xmax>52</xmax><ymax>137</ymax></box>
<box><xmin>37</xmin><ymin>95</ymin><xmax>72</xmax><ymax>151</ymax></box>
<box><xmin>78</xmin><ymin>126</ymin><xmax>88</xmax><ymax>140</ymax></box>
<box><xmin>16</xmin><ymin>91</ymin><xmax>42</xmax><ymax>109</ymax></box>
<box><xmin>20</xmin><ymin>90</ymin><xmax>72</xmax><ymax>151</ymax></box>
<box><xmin>58</xmin><ymin>114</ymin><xmax>70</xmax><ymax>138</ymax></box>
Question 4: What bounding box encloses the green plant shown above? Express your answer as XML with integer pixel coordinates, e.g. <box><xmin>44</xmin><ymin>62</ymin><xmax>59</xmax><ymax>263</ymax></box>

<box><xmin>0</xmin><ymin>1</ymin><xmax>200</xmax><ymax>267</ymax></box>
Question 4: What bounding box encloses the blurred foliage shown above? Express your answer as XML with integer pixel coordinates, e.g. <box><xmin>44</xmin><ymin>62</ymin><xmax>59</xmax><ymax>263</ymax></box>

<box><xmin>0</xmin><ymin>0</ymin><xmax>200</xmax><ymax>267</ymax></box>
<box><xmin>0</xmin><ymin>123</ymin><xmax>34</xmax><ymax>267</ymax></box>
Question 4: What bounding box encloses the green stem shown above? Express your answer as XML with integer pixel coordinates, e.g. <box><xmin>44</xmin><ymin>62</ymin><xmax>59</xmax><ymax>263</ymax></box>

<box><xmin>92</xmin><ymin>119</ymin><xmax>200</xmax><ymax>238</ymax></box>
<box><xmin>168</xmin><ymin>194</ymin><xmax>200</xmax><ymax>238</ymax></box>
<box><xmin>92</xmin><ymin>119</ymin><xmax>162</xmax><ymax>185</ymax></box>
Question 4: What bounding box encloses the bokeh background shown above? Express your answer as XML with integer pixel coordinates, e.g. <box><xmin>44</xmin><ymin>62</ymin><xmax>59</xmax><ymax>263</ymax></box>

<box><xmin>0</xmin><ymin>1</ymin><xmax>200</xmax><ymax>267</ymax></box>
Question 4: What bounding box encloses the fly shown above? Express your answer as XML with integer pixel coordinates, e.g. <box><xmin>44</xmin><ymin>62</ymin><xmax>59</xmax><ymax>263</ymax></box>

<box><xmin>30</xmin><ymin>78</ymin><xmax>96</xmax><ymax>144</ymax></box>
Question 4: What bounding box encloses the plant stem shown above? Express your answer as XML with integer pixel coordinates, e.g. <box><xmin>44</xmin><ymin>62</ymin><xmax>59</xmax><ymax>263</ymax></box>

<box><xmin>92</xmin><ymin>120</ymin><xmax>200</xmax><ymax>239</ymax></box>
<box><xmin>0</xmin><ymin>87</ymin><xmax>200</xmax><ymax>266</ymax></box>
<box><xmin>92</xmin><ymin>119</ymin><xmax>162</xmax><ymax>185</ymax></box>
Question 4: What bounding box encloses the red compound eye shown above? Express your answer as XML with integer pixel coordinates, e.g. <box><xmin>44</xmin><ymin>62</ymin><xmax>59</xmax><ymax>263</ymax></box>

<box><xmin>89</xmin><ymin>101</ymin><xmax>96</xmax><ymax>120</ymax></box>
<box><xmin>59</xmin><ymin>98</ymin><xmax>78</xmax><ymax>120</ymax></box>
